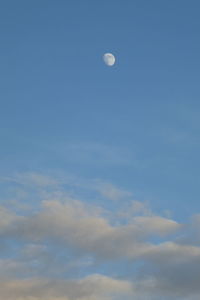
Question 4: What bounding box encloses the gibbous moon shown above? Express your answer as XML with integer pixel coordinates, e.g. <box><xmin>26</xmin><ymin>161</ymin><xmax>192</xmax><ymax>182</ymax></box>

<box><xmin>103</xmin><ymin>53</ymin><xmax>116</xmax><ymax>66</ymax></box>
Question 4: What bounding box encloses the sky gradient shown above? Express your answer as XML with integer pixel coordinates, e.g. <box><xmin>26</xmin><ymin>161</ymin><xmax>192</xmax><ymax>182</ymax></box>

<box><xmin>1</xmin><ymin>1</ymin><xmax>200</xmax><ymax>299</ymax></box>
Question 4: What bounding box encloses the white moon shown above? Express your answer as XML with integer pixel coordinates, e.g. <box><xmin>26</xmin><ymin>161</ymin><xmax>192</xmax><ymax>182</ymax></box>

<box><xmin>103</xmin><ymin>53</ymin><xmax>116</xmax><ymax>66</ymax></box>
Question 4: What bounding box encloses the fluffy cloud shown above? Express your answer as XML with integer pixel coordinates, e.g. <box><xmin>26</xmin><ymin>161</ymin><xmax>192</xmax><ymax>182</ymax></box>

<box><xmin>1</xmin><ymin>200</ymin><xmax>182</xmax><ymax>260</ymax></box>
<box><xmin>1</xmin><ymin>172</ymin><xmax>200</xmax><ymax>299</ymax></box>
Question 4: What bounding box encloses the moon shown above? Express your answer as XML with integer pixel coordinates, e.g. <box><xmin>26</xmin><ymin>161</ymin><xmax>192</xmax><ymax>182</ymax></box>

<box><xmin>103</xmin><ymin>53</ymin><xmax>116</xmax><ymax>66</ymax></box>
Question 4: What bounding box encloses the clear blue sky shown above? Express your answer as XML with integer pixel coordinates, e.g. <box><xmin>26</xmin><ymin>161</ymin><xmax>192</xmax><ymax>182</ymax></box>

<box><xmin>1</xmin><ymin>0</ymin><xmax>200</xmax><ymax>218</ymax></box>
<box><xmin>1</xmin><ymin>1</ymin><xmax>200</xmax><ymax>299</ymax></box>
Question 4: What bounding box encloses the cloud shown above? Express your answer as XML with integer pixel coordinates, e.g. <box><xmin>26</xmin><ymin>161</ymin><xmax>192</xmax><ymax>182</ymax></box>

<box><xmin>1</xmin><ymin>199</ymin><xmax>182</xmax><ymax>261</ymax></box>
<box><xmin>0</xmin><ymin>206</ymin><xmax>20</xmax><ymax>233</ymax></box>
<box><xmin>94</xmin><ymin>181</ymin><xmax>132</xmax><ymax>201</ymax></box>
<box><xmin>133</xmin><ymin>215</ymin><xmax>181</xmax><ymax>236</ymax></box>
<box><xmin>1</xmin><ymin>172</ymin><xmax>200</xmax><ymax>299</ymax></box>
<box><xmin>1</xmin><ymin>172</ymin><xmax>59</xmax><ymax>187</ymax></box>
<box><xmin>0</xmin><ymin>275</ymin><xmax>132</xmax><ymax>300</ymax></box>
<box><xmin>59</xmin><ymin>142</ymin><xmax>133</xmax><ymax>166</ymax></box>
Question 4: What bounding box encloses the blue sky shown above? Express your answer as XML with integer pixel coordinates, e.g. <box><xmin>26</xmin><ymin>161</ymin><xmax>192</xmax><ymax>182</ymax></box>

<box><xmin>1</xmin><ymin>1</ymin><xmax>200</xmax><ymax>299</ymax></box>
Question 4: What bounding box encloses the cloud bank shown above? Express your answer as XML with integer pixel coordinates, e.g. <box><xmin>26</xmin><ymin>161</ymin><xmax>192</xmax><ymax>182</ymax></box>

<box><xmin>0</xmin><ymin>172</ymin><xmax>200</xmax><ymax>299</ymax></box>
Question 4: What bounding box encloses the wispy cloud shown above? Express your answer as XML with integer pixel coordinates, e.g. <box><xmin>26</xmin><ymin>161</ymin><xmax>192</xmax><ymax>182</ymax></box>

<box><xmin>56</xmin><ymin>141</ymin><xmax>134</xmax><ymax>166</ymax></box>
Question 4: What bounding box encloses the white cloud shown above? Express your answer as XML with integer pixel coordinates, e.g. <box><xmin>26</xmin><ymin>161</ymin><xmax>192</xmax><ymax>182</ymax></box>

<box><xmin>95</xmin><ymin>181</ymin><xmax>132</xmax><ymax>201</ymax></box>
<box><xmin>133</xmin><ymin>215</ymin><xmax>181</xmax><ymax>236</ymax></box>
<box><xmin>4</xmin><ymin>172</ymin><xmax>59</xmax><ymax>187</ymax></box>
<box><xmin>1</xmin><ymin>172</ymin><xmax>200</xmax><ymax>299</ymax></box>
<box><xmin>1</xmin><ymin>199</ymin><xmax>183</xmax><ymax>261</ymax></box>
